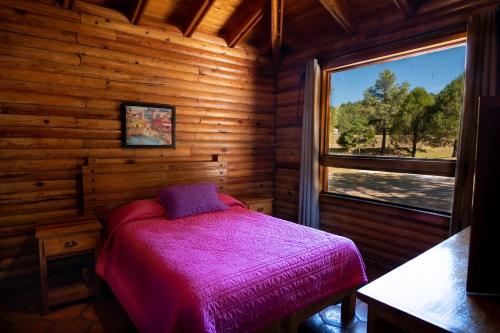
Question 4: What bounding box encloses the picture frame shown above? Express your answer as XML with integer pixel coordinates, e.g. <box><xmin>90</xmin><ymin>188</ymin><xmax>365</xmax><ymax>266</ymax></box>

<box><xmin>121</xmin><ymin>102</ymin><xmax>176</xmax><ymax>148</ymax></box>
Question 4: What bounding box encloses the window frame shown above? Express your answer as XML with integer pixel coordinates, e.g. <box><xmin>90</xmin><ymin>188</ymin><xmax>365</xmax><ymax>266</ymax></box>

<box><xmin>319</xmin><ymin>35</ymin><xmax>467</xmax><ymax>215</ymax></box>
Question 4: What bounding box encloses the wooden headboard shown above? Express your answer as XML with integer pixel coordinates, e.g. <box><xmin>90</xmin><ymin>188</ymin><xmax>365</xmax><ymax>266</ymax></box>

<box><xmin>82</xmin><ymin>157</ymin><xmax>227</xmax><ymax>218</ymax></box>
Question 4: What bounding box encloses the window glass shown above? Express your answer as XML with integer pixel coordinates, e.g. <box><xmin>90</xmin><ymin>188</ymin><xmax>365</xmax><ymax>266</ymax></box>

<box><xmin>327</xmin><ymin>167</ymin><xmax>454</xmax><ymax>212</ymax></box>
<box><xmin>329</xmin><ymin>45</ymin><xmax>466</xmax><ymax>159</ymax></box>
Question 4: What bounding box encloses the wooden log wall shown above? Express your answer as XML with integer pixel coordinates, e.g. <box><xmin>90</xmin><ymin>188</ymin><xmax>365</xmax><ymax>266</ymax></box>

<box><xmin>275</xmin><ymin>1</ymin><xmax>499</xmax><ymax>270</ymax></box>
<box><xmin>0</xmin><ymin>0</ymin><xmax>275</xmax><ymax>288</ymax></box>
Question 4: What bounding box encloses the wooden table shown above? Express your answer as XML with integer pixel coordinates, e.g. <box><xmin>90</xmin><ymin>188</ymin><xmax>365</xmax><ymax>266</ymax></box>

<box><xmin>357</xmin><ymin>227</ymin><xmax>500</xmax><ymax>333</ymax></box>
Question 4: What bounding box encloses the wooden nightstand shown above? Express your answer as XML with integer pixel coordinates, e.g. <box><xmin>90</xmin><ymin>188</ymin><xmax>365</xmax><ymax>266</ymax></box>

<box><xmin>240</xmin><ymin>196</ymin><xmax>273</xmax><ymax>215</ymax></box>
<box><xmin>35</xmin><ymin>215</ymin><xmax>102</xmax><ymax>314</ymax></box>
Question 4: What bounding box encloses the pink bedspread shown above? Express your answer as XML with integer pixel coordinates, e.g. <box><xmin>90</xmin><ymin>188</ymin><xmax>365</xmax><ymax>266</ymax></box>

<box><xmin>96</xmin><ymin>203</ymin><xmax>367</xmax><ymax>333</ymax></box>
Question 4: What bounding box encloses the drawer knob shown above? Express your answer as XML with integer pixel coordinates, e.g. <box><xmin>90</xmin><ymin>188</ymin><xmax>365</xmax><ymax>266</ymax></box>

<box><xmin>257</xmin><ymin>207</ymin><xmax>264</xmax><ymax>212</ymax></box>
<box><xmin>64</xmin><ymin>240</ymin><xmax>77</xmax><ymax>248</ymax></box>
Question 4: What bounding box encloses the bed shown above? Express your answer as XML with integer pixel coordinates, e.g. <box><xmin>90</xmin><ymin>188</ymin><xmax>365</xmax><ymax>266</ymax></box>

<box><xmin>82</xmin><ymin>157</ymin><xmax>367</xmax><ymax>333</ymax></box>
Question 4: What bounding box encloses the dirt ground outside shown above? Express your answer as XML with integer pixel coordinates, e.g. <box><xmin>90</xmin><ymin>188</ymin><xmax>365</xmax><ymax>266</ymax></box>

<box><xmin>328</xmin><ymin>168</ymin><xmax>454</xmax><ymax>212</ymax></box>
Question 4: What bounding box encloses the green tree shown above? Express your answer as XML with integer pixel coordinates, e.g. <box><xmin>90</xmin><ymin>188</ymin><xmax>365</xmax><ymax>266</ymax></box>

<box><xmin>336</xmin><ymin>102</ymin><xmax>375</xmax><ymax>150</ymax></box>
<box><xmin>363</xmin><ymin>69</ymin><xmax>409</xmax><ymax>155</ymax></box>
<box><xmin>329</xmin><ymin>106</ymin><xmax>338</xmax><ymax>147</ymax></box>
<box><xmin>428</xmin><ymin>74</ymin><xmax>465</xmax><ymax>157</ymax></box>
<box><xmin>391</xmin><ymin>87</ymin><xmax>435</xmax><ymax>157</ymax></box>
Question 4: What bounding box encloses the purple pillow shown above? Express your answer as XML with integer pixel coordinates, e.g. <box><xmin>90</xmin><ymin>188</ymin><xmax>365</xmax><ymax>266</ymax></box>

<box><xmin>157</xmin><ymin>183</ymin><xmax>228</xmax><ymax>219</ymax></box>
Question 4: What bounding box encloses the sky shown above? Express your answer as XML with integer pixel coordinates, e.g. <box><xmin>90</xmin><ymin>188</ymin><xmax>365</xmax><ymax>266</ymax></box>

<box><xmin>330</xmin><ymin>45</ymin><xmax>466</xmax><ymax>107</ymax></box>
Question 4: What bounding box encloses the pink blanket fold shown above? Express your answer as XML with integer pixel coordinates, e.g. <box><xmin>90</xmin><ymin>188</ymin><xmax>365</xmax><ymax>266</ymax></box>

<box><xmin>96</xmin><ymin>205</ymin><xmax>367</xmax><ymax>333</ymax></box>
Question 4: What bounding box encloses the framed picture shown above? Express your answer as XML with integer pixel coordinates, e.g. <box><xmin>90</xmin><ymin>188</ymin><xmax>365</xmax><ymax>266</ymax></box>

<box><xmin>121</xmin><ymin>102</ymin><xmax>175</xmax><ymax>148</ymax></box>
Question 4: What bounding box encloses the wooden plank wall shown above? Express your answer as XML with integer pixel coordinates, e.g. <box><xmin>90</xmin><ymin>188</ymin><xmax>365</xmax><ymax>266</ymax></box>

<box><xmin>274</xmin><ymin>1</ymin><xmax>498</xmax><ymax>270</ymax></box>
<box><xmin>0</xmin><ymin>0</ymin><xmax>275</xmax><ymax>288</ymax></box>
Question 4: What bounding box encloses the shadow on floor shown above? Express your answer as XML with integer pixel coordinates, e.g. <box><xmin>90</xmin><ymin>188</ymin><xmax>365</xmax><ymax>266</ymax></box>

<box><xmin>0</xmin><ymin>264</ymin><xmax>386</xmax><ymax>333</ymax></box>
<box><xmin>0</xmin><ymin>289</ymin><xmax>370</xmax><ymax>333</ymax></box>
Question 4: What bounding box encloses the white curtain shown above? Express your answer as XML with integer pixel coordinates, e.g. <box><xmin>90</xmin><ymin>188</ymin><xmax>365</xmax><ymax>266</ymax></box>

<box><xmin>298</xmin><ymin>59</ymin><xmax>321</xmax><ymax>228</ymax></box>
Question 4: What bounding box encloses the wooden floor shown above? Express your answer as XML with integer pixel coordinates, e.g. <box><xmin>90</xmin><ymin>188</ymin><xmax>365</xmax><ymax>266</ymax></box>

<box><xmin>0</xmin><ymin>289</ymin><xmax>368</xmax><ymax>333</ymax></box>
<box><xmin>0</xmin><ymin>264</ymin><xmax>385</xmax><ymax>333</ymax></box>
<box><xmin>0</xmin><ymin>290</ymin><xmax>135</xmax><ymax>333</ymax></box>
<box><xmin>299</xmin><ymin>299</ymin><xmax>368</xmax><ymax>333</ymax></box>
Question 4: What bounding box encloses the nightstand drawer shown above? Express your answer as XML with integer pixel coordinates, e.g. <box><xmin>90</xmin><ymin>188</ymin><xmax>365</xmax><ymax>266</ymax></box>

<box><xmin>248</xmin><ymin>201</ymin><xmax>273</xmax><ymax>214</ymax></box>
<box><xmin>44</xmin><ymin>232</ymin><xmax>97</xmax><ymax>256</ymax></box>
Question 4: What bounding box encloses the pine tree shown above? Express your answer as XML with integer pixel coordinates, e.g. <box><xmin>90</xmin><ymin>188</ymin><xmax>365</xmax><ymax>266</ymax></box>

<box><xmin>329</xmin><ymin>106</ymin><xmax>338</xmax><ymax>149</ymax></box>
<box><xmin>363</xmin><ymin>69</ymin><xmax>409</xmax><ymax>155</ymax></box>
<box><xmin>427</xmin><ymin>74</ymin><xmax>465</xmax><ymax>157</ymax></box>
<box><xmin>391</xmin><ymin>87</ymin><xmax>435</xmax><ymax>157</ymax></box>
<box><xmin>336</xmin><ymin>102</ymin><xmax>375</xmax><ymax>151</ymax></box>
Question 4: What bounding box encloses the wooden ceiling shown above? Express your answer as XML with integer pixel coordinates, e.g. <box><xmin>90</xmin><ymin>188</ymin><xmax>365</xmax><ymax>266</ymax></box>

<box><xmin>56</xmin><ymin>0</ymin><xmax>499</xmax><ymax>63</ymax></box>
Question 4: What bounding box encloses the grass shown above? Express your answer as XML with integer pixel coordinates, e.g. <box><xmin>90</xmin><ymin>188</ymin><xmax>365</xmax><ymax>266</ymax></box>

<box><xmin>414</xmin><ymin>146</ymin><xmax>454</xmax><ymax>159</ymax></box>
<box><xmin>329</xmin><ymin>135</ymin><xmax>455</xmax><ymax>159</ymax></box>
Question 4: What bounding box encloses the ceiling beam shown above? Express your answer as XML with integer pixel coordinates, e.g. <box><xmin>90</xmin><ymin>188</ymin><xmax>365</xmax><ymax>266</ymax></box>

<box><xmin>259</xmin><ymin>24</ymin><xmax>302</xmax><ymax>57</ymax></box>
<box><xmin>393</xmin><ymin>0</ymin><xmax>419</xmax><ymax>17</ymax></box>
<box><xmin>317</xmin><ymin>0</ymin><xmax>359</xmax><ymax>36</ymax></box>
<box><xmin>226</xmin><ymin>0</ymin><xmax>268</xmax><ymax>48</ymax></box>
<box><xmin>271</xmin><ymin>0</ymin><xmax>284</xmax><ymax>64</ymax></box>
<box><xmin>129</xmin><ymin>0</ymin><xmax>150</xmax><ymax>25</ymax></box>
<box><xmin>184</xmin><ymin>0</ymin><xmax>216</xmax><ymax>37</ymax></box>
<box><xmin>260</xmin><ymin>24</ymin><xmax>302</xmax><ymax>56</ymax></box>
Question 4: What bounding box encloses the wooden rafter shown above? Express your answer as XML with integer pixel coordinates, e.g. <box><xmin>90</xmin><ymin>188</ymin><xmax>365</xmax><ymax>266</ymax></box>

<box><xmin>393</xmin><ymin>0</ymin><xmax>419</xmax><ymax>17</ymax></box>
<box><xmin>129</xmin><ymin>0</ymin><xmax>150</xmax><ymax>25</ymax></box>
<box><xmin>184</xmin><ymin>0</ymin><xmax>216</xmax><ymax>37</ymax></box>
<box><xmin>258</xmin><ymin>25</ymin><xmax>301</xmax><ymax>60</ymax></box>
<box><xmin>226</xmin><ymin>0</ymin><xmax>268</xmax><ymax>48</ymax></box>
<box><xmin>271</xmin><ymin>0</ymin><xmax>284</xmax><ymax>64</ymax></box>
<box><xmin>317</xmin><ymin>0</ymin><xmax>359</xmax><ymax>36</ymax></box>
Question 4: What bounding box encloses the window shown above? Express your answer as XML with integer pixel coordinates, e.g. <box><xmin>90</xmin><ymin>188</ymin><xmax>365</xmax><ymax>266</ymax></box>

<box><xmin>322</xmin><ymin>44</ymin><xmax>466</xmax><ymax>214</ymax></box>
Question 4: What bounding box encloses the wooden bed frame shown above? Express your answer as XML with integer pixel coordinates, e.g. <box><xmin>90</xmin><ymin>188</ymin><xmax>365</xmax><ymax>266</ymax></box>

<box><xmin>82</xmin><ymin>156</ymin><xmax>227</xmax><ymax>219</ymax></box>
<box><xmin>260</xmin><ymin>289</ymin><xmax>356</xmax><ymax>333</ymax></box>
<box><xmin>81</xmin><ymin>156</ymin><xmax>357</xmax><ymax>332</ymax></box>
